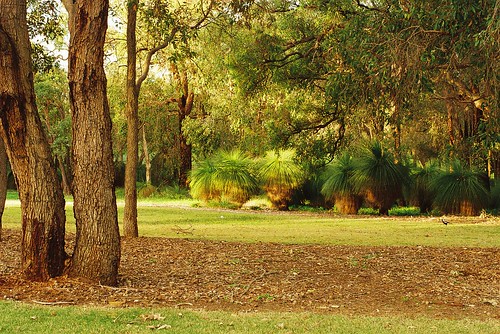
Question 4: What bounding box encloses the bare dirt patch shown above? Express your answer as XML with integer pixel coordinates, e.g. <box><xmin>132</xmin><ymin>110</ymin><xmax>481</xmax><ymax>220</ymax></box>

<box><xmin>0</xmin><ymin>228</ymin><xmax>498</xmax><ymax>320</ymax></box>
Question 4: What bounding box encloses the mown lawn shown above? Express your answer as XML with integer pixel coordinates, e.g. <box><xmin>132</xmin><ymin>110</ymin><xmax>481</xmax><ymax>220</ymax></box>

<box><xmin>3</xmin><ymin>200</ymin><xmax>499</xmax><ymax>248</ymax></box>
<box><xmin>1</xmin><ymin>195</ymin><xmax>499</xmax><ymax>333</ymax></box>
<box><xmin>1</xmin><ymin>301</ymin><xmax>498</xmax><ymax>334</ymax></box>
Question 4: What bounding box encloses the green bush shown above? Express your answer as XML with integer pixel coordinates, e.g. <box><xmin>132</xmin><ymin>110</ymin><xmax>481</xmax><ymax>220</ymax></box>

<box><xmin>189</xmin><ymin>150</ymin><xmax>259</xmax><ymax>207</ymax></box>
<box><xmin>388</xmin><ymin>206</ymin><xmax>421</xmax><ymax>216</ymax></box>
<box><xmin>257</xmin><ymin>150</ymin><xmax>306</xmax><ymax>210</ymax></box>
<box><xmin>320</xmin><ymin>153</ymin><xmax>362</xmax><ymax>214</ymax></box>
<box><xmin>351</xmin><ymin>141</ymin><xmax>410</xmax><ymax>215</ymax></box>
<box><xmin>408</xmin><ymin>160</ymin><xmax>440</xmax><ymax>213</ymax></box>
<box><xmin>431</xmin><ymin>160</ymin><xmax>489</xmax><ymax>215</ymax></box>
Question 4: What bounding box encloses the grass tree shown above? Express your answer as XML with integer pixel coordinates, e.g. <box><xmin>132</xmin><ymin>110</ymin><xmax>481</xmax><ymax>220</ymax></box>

<box><xmin>189</xmin><ymin>151</ymin><xmax>259</xmax><ymax>207</ymax></box>
<box><xmin>351</xmin><ymin>141</ymin><xmax>410</xmax><ymax>215</ymax></box>
<box><xmin>258</xmin><ymin>150</ymin><xmax>306</xmax><ymax>210</ymax></box>
<box><xmin>408</xmin><ymin>160</ymin><xmax>439</xmax><ymax>213</ymax></box>
<box><xmin>431</xmin><ymin>160</ymin><xmax>489</xmax><ymax>215</ymax></box>
<box><xmin>213</xmin><ymin>151</ymin><xmax>260</xmax><ymax>207</ymax></box>
<box><xmin>321</xmin><ymin>153</ymin><xmax>362</xmax><ymax>214</ymax></box>
<box><xmin>189</xmin><ymin>157</ymin><xmax>220</xmax><ymax>202</ymax></box>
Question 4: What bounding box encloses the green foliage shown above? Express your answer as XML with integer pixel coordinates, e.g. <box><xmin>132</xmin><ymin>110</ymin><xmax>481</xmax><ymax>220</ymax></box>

<box><xmin>257</xmin><ymin>150</ymin><xmax>306</xmax><ymax>210</ymax></box>
<box><xmin>321</xmin><ymin>153</ymin><xmax>356</xmax><ymax>198</ymax></box>
<box><xmin>351</xmin><ymin>141</ymin><xmax>410</xmax><ymax>215</ymax></box>
<box><xmin>320</xmin><ymin>153</ymin><xmax>362</xmax><ymax>214</ymax></box>
<box><xmin>27</xmin><ymin>0</ymin><xmax>66</xmax><ymax>73</ymax></box>
<box><xmin>388</xmin><ymin>206</ymin><xmax>421</xmax><ymax>216</ymax></box>
<box><xmin>490</xmin><ymin>180</ymin><xmax>500</xmax><ymax>211</ymax></box>
<box><xmin>189</xmin><ymin>151</ymin><xmax>259</xmax><ymax>207</ymax></box>
<box><xmin>408</xmin><ymin>160</ymin><xmax>440</xmax><ymax>213</ymax></box>
<box><xmin>432</xmin><ymin>160</ymin><xmax>490</xmax><ymax>215</ymax></box>
<box><xmin>34</xmin><ymin>69</ymin><xmax>71</xmax><ymax>160</ymax></box>
<box><xmin>212</xmin><ymin>151</ymin><xmax>260</xmax><ymax>206</ymax></box>
<box><xmin>189</xmin><ymin>156</ymin><xmax>219</xmax><ymax>202</ymax></box>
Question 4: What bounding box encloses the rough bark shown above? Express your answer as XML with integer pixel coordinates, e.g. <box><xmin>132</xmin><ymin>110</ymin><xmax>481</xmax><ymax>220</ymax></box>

<box><xmin>0</xmin><ymin>0</ymin><xmax>66</xmax><ymax>280</ymax></box>
<box><xmin>169</xmin><ymin>63</ymin><xmax>193</xmax><ymax>188</ymax></box>
<box><xmin>123</xmin><ymin>0</ymin><xmax>139</xmax><ymax>238</ymax></box>
<box><xmin>64</xmin><ymin>0</ymin><xmax>121</xmax><ymax>285</ymax></box>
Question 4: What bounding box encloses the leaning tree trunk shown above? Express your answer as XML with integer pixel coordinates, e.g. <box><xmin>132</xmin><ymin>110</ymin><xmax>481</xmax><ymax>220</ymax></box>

<box><xmin>63</xmin><ymin>0</ymin><xmax>121</xmax><ymax>286</ymax></box>
<box><xmin>0</xmin><ymin>0</ymin><xmax>66</xmax><ymax>280</ymax></box>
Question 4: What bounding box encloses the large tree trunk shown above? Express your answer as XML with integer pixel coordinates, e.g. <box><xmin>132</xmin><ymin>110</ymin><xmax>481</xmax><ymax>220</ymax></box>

<box><xmin>169</xmin><ymin>63</ymin><xmax>193</xmax><ymax>188</ymax></box>
<box><xmin>63</xmin><ymin>0</ymin><xmax>121</xmax><ymax>286</ymax></box>
<box><xmin>123</xmin><ymin>0</ymin><xmax>139</xmax><ymax>238</ymax></box>
<box><xmin>0</xmin><ymin>140</ymin><xmax>7</xmax><ymax>241</ymax></box>
<box><xmin>0</xmin><ymin>0</ymin><xmax>66</xmax><ymax>280</ymax></box>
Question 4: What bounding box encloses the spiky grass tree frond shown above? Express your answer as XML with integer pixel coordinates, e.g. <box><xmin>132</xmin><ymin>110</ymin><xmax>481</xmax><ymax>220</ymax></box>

<box><xmin>321</xmin><ymin>153</ymin><xmax>356</xmax><ymax>200</ymax></box>
<box><xmin>189</xmin><ymin>157</ymin><xmax>219</xmax><ymax>201</ymax></box>
<box><xmin>432</xmin><ymin>160</ymin><xmax>490</xmax><ymax>215</ymax></box>
<box><xmin>212</xmin><ymin>150</ymin><xmax>260</xmax><ymax>206</ymax></box>
<box><xmin>351</xmin><ymin>141</ymin><xmax>410</xmax><ymax>215</ymax></box>
<box><xmin>258</xmin><ymin>150</ymin><xmax>306</xmax><ymax>210</ymax></box>
<box><xmin>320</xmin><ymin>153</ymin><xmax>361</xmax><ymax>214</ymax></box>
<box><xmin>409</xmin><ymin>160</ymin><xmax>440</xmax><ymax>212</ymax></box>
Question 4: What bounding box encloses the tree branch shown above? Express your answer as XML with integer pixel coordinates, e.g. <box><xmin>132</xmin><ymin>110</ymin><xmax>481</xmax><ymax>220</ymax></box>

<box><xmin>136</xmin><ymin>27</ymin><xmax>179</xmax><ymax>89</ymax></box>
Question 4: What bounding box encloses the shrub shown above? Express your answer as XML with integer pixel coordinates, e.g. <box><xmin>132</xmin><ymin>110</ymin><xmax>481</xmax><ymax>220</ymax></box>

<box><xmin>189</xmin><ymin>151</ymin><xmax>259</xmax><ymax>207</ymax></box>
<box><xmin>189</xmin><ymin>157</ymin><xmax>219</xmax><ymax>202</ymax></box>
<box><xmin>388</xmin><ymin>206</ymin><xmax>421</xmax><ymax>216</ymax></box>
<box><xmin>431</xmin><ymin>160</ymin><xmax>489</xmax><ymax>215</ymax></box>
<box><xmin>321</xmin><ymin>153</ymin><xmax>362</xmax><ymax>214</ymax></box>
<box><xmin>408</xmin><ymin>160</ymin><xmax>440</xmax><ymax>213</ymax></box>
<box><xmin>351</xmin><ymin>141</ymin><xmax>410</xmax><ymax>215</ymax></box>
<box><xmin>257</xmin><ymin>150</ymin><xmax>306</xmax><ymax>210</ymax></box>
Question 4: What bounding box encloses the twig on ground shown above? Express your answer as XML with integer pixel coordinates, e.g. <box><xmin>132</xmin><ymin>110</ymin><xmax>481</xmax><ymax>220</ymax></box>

<box><xmin>32</xmin><ymin>300</ymin><xmax>75</xmax><ymax>305</ymax></box>
<box><xmin>172</xmin><ymin>225</ymin><xmax>194</xmax><ymax>235</ymax></box>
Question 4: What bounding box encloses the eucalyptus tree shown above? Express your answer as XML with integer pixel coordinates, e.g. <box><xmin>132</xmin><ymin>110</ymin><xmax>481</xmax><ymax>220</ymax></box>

<box><xmin>62</xmin><ymin>0</ymin><xmax>121</xmax><ymax>286</ymax></box>
<box><xmin>0</xmin><ymin>0</ymin><xmax>66</xmax><ymax>280</ymax></box>
<box><xmin>217</xmin><ymin>0</ymin><xmax>498</xmax><ymax>170</ymax></box>
<box><xmin>122</xmin><ymin>0</ymin><xmax>218</xmax><ymax>237</ymax></box>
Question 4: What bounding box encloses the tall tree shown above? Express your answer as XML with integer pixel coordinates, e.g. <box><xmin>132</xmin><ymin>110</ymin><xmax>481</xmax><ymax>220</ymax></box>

<box><xmin>167</xmin><ymin>62</ymin><xmax>194</xmax><ymax>188</ymax></box>
<box><xmin>124</xmin><ymin>0</ymin><xmax>140</xmax><ymax>237</ymax></box>
<box><xmin>62</xmin><ymin>0</ymin><xmax>121</xmax><ymax>285</ymax></box>
<box><xmin>123</xmin><ymin>0</ymin><xmax>215</xmax><ymax>237</ymax></box>
<box><xmin>0</xmin><ymin>0</ymin><xmax>66</xmax><ymax>280</ymax></box>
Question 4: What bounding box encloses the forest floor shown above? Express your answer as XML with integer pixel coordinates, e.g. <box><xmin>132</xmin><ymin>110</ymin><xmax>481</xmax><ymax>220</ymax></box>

<box><xmin>0</xmin><ymin>228</ymin><xmax>499</xmax><ymax>321</ymax></box>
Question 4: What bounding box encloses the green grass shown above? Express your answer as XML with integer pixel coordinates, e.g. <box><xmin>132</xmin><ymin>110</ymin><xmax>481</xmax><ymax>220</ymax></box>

<box><xmin>2</xmin><ymin>194</ymin><xmax>499</xmax><ymax>333</ymax></box>
<box><xmin>3</xmin><ymin>200</ymin><xmax>499</xmax><ymax>247</ymax></box>
<box><xmin>0</xmin><ymin>301</ymin><xmax>498</xmax><ymax>334</ymax></box>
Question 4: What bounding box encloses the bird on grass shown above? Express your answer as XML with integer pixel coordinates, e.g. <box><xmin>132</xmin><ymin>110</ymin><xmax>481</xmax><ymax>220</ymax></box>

<box><xmin>441</xmin><ymin>218</ymin><xmax>450</xmax><ymax>225</ymax></box>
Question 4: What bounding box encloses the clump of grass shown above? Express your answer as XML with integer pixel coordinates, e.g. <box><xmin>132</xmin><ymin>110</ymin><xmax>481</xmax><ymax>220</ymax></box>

<box><xmin>257</xmin><ymin>149</ymin><xmax>306</xmax><ymax>210</ymax></box>
<box><xmin>431</xmin><ymin>160</ymin><xmax>489</xmax><ymax>215</ymax></box>
<box><xmin>388</xmin><ymin>206</ymin><xmax>421</xmax><ymax>216</ymax></box>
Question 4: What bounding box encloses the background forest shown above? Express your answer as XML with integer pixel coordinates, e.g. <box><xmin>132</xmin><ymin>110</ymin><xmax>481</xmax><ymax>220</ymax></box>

<box><xmin>29</xmin><ymin>0</ymin><xmax>499</xmax><ymax>215</ymax></box>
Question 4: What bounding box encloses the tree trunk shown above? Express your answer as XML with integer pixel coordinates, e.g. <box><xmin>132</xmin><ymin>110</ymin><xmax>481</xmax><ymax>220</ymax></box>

<box><xmin>63</xmin><ymin>0</ymin><xmax>121</xmax><ymax>286</ymax></box>
<box><xmin>123</xmin><ymin>0</ymin><xmax>139</xmax><ymax>238</ymax></box>
<box><xmin>170</xmin><ymin>63</ymin><xmax>193</xmax><ymax>188</ymax></box>
<box><xmin>142</xmin><ymin>124</ymin><xmax>151</xmax><ymax>184</ymax></box>
<box><xmin>57</xmin><ymin>156</ymin><xmax>72</xmax><ymax>195</ymax></box>
<box><xmin>0</xmin><ymin>0</ymin><xmax>66</xmax><ymax>280</ymax></box>
<box><xmin>0</xmin><ymin>140</ymin><xmax>7</xmax><ymax>241</ymax></box>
